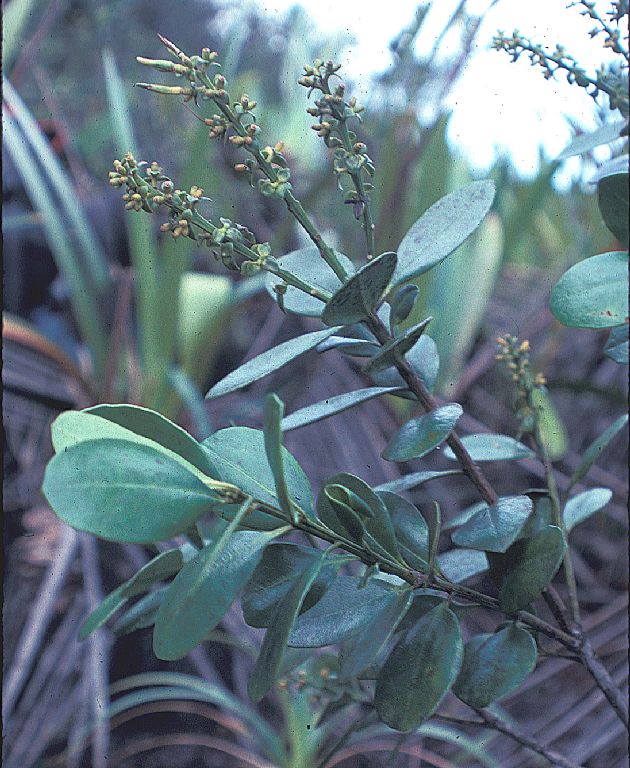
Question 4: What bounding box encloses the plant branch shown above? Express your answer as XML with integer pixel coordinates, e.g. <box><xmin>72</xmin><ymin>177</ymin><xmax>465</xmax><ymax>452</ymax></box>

<box><xmin>473</xmin><ymin>707</ymin><xmax>585</xmax><ymax>768</ymax></box>
<box><xmin>579</xmin><ymin>635</ymin><xmax>629</xmax><ymax>728</ymax></box>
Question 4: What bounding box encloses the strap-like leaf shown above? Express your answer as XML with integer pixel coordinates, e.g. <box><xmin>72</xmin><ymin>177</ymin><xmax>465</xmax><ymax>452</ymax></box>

<box><xmin>373</xmin><ymin>469</ymin><xmax>461</xmax><ymax>494</ymax></box>
<box><xmin>263</xmin><ymin>394</ymin><xmax>294</xmax><ymax>521</ymax></box>
<box><xmin>569</xmin><ymin>414</ymin><xmax>628</xmax><ymax>489</ymax></box>
<box><xmin>443</xmin><ymin>433</ymin><xmax>534</xmax><ymax>462</ymax></box>
<box><xmin>563</xmin><ymin>487</ymin><xmax>613</xmax><ymax>532</ymax></box>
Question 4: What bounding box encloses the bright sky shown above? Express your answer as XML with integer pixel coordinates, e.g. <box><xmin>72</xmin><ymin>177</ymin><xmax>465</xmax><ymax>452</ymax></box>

<box><xmin>231</xmin><ymin>0</ymin><xmax>621</xmax><ymax>181</ymax></box>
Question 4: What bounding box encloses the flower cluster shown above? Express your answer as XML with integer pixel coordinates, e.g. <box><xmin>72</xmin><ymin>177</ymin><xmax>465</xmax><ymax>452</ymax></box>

<box><xmin>496</xmin><ymin>335</ymin><xmax>547</xmax><ymax>434</ymax></box>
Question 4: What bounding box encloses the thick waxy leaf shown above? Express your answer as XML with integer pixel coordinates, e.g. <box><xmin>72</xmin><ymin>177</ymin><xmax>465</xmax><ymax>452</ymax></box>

<box><xmin>373</xmin><ymin>469</ymin><xmax>461</xmax><ymax>494</ymax></box>
<box><xmin>205</xmin><ymin>327</ymin><xmax>341</xmax><ymax>399</ymax></box>
<box><xmin>52</xmin><ymin>408</ymin><xmax>216</xmax><ymax>481</ymax></box>
<box><xmin>438</xmin><ymin>549</ymin><xmax>489</xmax><ymax>583</ymax></box>
<box><xmin>531</xmin><ymin>389</ymin><xmax>568</xmax><ymax>461</ymax></box>
<box><xmin>382</xmin><ymin>404</ymin><xmax>462</xmax><ymax>462</ymax></box>
<box><xmin>397</xmin><ymin>592</ymin><xmax>445</xmax><ymax>633</ymax></box>
<box><xmin>519</xmin><ymin>496</ymin><xmax>553</xmax><ymax>538</ymax></box>
<box><xmin>453</xmin><ymin>624</ymin><xmax>537</xmax><ymax>708</ymax></box>
<box><xmin>242</xmin><ymin>543</ymin><xmax>348</xmax><ymax>628</ymax></box>
<box><xmin>203</xmin><ymin>427</ymin><xmax>315</xmax><ymax>527</ymax></box>
<box><xmin>153</xmin><ymin>505</ymin><xmax>281</xmax><ymax>659</ymax></box>
<box><xmin>316</xmin><ymin>335</ymin><xmax>380</xmax><ymax>356</ymax></box>
<box><xmin>379</xmin><ymin>491</ymin><xmax>429</xmax><ymax>569</ymax></box>
<box><xmin>499</xmin><ymin>526</ymin><xmax>566</xmax><ymax>614</ymax></box>
<box><xmin>375</xmin><ymin>603</ymin><xmax>463</xmax><ymax>731</ymax></box>
<box><xmin>85</xmin><ymin>404</ymin><xmax>217</xmax><ymax>477</ymax></box>
<box><xmin>569</xmin><ymin>414</ymin><xmax>628</xmax><ymax>489</ymax></box>
<box><xmin>248</xmin><ymin>552</ymin><xmax>327</xmax><ymax>702</ymax></box>
<box><xmin>598</xmin><ymin>172</ymin><xmax>629</xmax><ymax>246</ymax></box>
<box><xmin>322</xmin><ymin>251</ymin><xmax>397</xmax><ymax>326</ymax></box>
<box><xmin>393</xmin><ymin>180</ymin><xmax>496</xmax><ymax>286</ymax></box>
<box><xmin>443</xmin><ymin>501</ymin><xmax>487</xmax><ymax>531</ymax></box>
<box><xmin>390</xmin><ymin>284</ymin><xmax>420</xmax><ymax>327</ymax></box>
<box><xmin>43</xmin><ymin>439</ymin><xmax>216</xmax><ymax>543</ymax></box>
<box><xmin>364</xmin><ymin>317</ymin><xmax>432</xmax><ymax>374</ymax></box>
<box><xmin>451</xmin><ymin>496</ymin><xmax>533</xmax><ymax>553</ymax></box>
<box><xmin>281</xmin><ymin>386</ymin><xmax>402</xmax><ymax>432</ymax></box>
<box><xmin>605</xmin><ymin>325</ymin><xmax>629</xmax><ymax>364</ymax></box>
<box><xmin>264</xmin><ymin>246</ymin><xmax>354</xmax><ymax>316</ymax></box>
<box><xmin>338</xmin><ymin>588</ymin><xmax>413</xmax><ymax>680</ymax></box>
<box><xmin>563</xmin><ymin>488</ymin><xmax>613</xmax><ymax>532</ymax></box>
<box><xmin>289</xmin><ymin>576</ymin><xmax>400</xmax><ymax>647</ymax></box>
<box><xmin>557</xmin><ymin>120</ymin><xmax>626</xmax><ymax>159</ymax></box>
<box><xmin>444</xmin><ymin>434</ymin><xmax>534</xmax><ymax>462</ymax></box>
<box><xmin>550</xmin><ymin>251</ymin><xmax>628</xmax><ymax>329</ymax></box>
<box><xmin>113</xmin><ymin>588</ymin><xmax>168</xmax><ymax>636</ymax></box>
<box><xmin>370</xmin><ymin>334</ymin><xmax>440</xmax><ymax>394</ymax></box>
<box><xmin>263</xmin><ymin>394</ymin><xmax>292</xmax><ymax>519</ymax></box>
<box><xmin>79</xmin><ymin>585</ymin><xmax>127</xmax><ymax>640</ymax></box>
<box><xmin>318</xmin><ymin>473</ymin><xmax>401</xmax><ymax>561</ymax></box>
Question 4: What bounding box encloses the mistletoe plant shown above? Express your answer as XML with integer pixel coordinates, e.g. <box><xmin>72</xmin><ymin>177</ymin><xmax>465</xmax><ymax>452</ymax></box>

<box><xmin>43</xmin><ymin>17</ymin><xmax>628</xmax><ymax>768</ymax></box>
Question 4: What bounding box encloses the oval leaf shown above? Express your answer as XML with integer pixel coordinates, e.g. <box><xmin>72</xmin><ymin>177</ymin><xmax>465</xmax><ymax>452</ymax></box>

<box><xmin>550</xmin><ymin>251</ymin><xmax>628</xmax><ymax>329</ymax></box>
<box><xmin>248</xmin><ymin>552</ymin><xmax>327</xmax><ymax>702</ymax></box>
<box><xmin>437</xmin><ymin>549</ymin><xmax>489</xmax><ymax>583</ymax></box>
<box><xmin>443</xmin><ymin>433</ymin><xmax>535</xmax><ymax>462</ymax></box>
<box><xmin>322</xmin><ymin>251</ymin><xmax>397</xmax><ymax>326</ymax></box>
<box><xmin>393</xmin><ymin>180</ymin><xmax>495</xmax><ymax>286</ymax></box>
<box><xmin>288</xmin><ymin>576</ymin><xmax>399</xmax><ymax>648</ymax></box>
<box><xmin>451</xmin><ymin>496</ymin><xmax>533</xmax><ymax>553</ymax></box>
<box><xmin>453</xmin><ymin>624</ymin><xmax>537</xmax><ymax>708</ymax></box>
<box><xmin>598</xmin><ymin>172</ymin><xmax>629</xmax><ymax>246</ymax></box>
<box><xmin>563</xmin><ymin>487</ymin><xmax>613</xmax><ymax>532</ymax></box>
<box><xmin>205</xmin><ymin>327</ymin><xmax>341</xmax><ymax>399</ymax></box>
<box><xmin>605</xmin><ymin>324</ymin><xmax>629</xmax><ymax>364</ymax></box>
<box><xmin>153</xmin><ymin>525</ymin><xmax>279</xmax><ymax>660</ymax></box>
<box><xmin>379</xmin><ymin>491</ymin><xmax>429</xmax><ymax>569</ymax></box>
<box><xmin>43</xmin><ymin>439</ymin><xmax>217</xmax><ymax>543</ymax></box>
<box><xmin>203</xmin><ymin>427</ymin><xmax>315</xmax><ymax>527</ymax></box>
<box><xmin>382</xmin><ymin>404</ymin><xmax>463</xmax><ymax>462</ymax></box>
<box><xmin>338</xmin><ymin>588</ymin><xmax>413</xmax><ymax>680</ymax></box>
<box><xmin>375</xmin><ymin>602</ymin><xmax>463</xmax><ymax>731</ymax></box>
<box><xmin>364</xmin><ymin>317</ymin><xmax>432</xmax><ymax>374</ymax></box>
<box><xmin>265</xmin><ymin>246</ymin><xmax>354</xmax><ymax>316</ymax></box>
<box><xmin>499</xmin><ymin>526</ymin><xmax>567</xmax><ymax>614</ymax></box>
<box><xmin>557</xmin><ymin>120</ymin><xmax>627</xmax><ymax>160</ymax></box>
<box><xmin>85</xmin><ymin>404</ymin><xmax>218</xmax><ymax>477</ymax></box>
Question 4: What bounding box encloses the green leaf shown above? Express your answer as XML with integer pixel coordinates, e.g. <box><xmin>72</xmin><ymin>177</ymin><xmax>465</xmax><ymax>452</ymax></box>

<box><xmin>248</xmin><ymin>551</ymin><xmax>327</xmax><ymax>702</ymax></box>
<box><xmin>443</xmin><ymin>434</ymin><xmax>535</xmax><ymax>462</ymax></box>
<box><xmin>499</xmin><ymin>526</ymin><xmax>567</xmax><ymax>614</ymax></box>
<box><xmin>263</xmin><ymin>394</ymin><xmax>293</xmax><ymax>520</ymax></box>
<box><xmin>79</xmin><ymin>585</ymin><xmax>127</xmax><ymax>640</ymax></box>
<box><xmin>84</xmin><ymin>404</ymin><xmax>217</xmax><ymax>477</ymax></box>
<box><xmin>265</xmin><ymin>246</ymin><xmax>354</xmax><ymax>316</ymax></box>
<box><xmin>112</xmin><ymin>588</ymin><xmax>168</xmax><ymax>636</ymax></box>
<box><xmin>203</xmin><ymin>427</ymin><xmax>315</xmax><ymax>527</ymax></box>
<box><xmin>364</xmin><ymin>317</ymin><xmax>432</xmax><ymax>374</ymax></box>
<box><xmin>373</xmin><ymin>469</ymin><xmax>462</xmax><ymax>494</ymax></box>
<box><xmin>396</xmin><ymin>592</ymin><xmax>445</xmax><ymax>633</ymax></box>
<box><xmin>569</xmin><ymin>414</ymin><xmax>628</xmax><ymax>489</ymax></box>
<box><xmin>242</xmin><ymin>543</ymin><xmax>349</xmax><ymax>628</ymax></box>
<box><xmin>557</xmin><ymin>120</ymin><xmax>626</xmax><ymax>159</ymax></box>
<box><xmin>205</xmin><ymin>327</ymin><xmax>341</xmax><ymax>399</ymax></box>
<box><xmin>153</xmin><ymin>499</ymin><xmax>282</xmax><ymax>660</ymax></box>
<box><xmin>316</xmin><ymin>335</ymin><xmax>381</xmax><ymax>357</ymax></box>
<box><xmin>390</xmin><ymin>284</ymin><xmax>419</xmax><ymax>327</ymax></box>
<box><xmin>382</xmin><ymin>404</ymin><xmax>463</xmax><ymax>462</ymax></box>
<box><xmin>605</xmin><ymin>325</ymin><xmax>629</xmax><ymax>364</ymax></box>
<box><xmin>321</xmin><ymin>251</ymin><xmax>397</xmax><ymax>326</ymax></box>
<box><xmin>370</xmin><ymin>334</ymin><xmax>440</xmax><ymax>394</ymax></box>
<box><xmin>437</xmin><ymin>549</ymin><xmax>489</xmax><ymax>583</ymax></box>
<box><xmin>338</xmin><ymin>588</ymin><xmax>413</xmax><ymax>680</ymax></box>
<box><xmin>281</xmin><ymin>386</ymin><xmax>403</xmax><ymax>432</ymax></box>
<box><xmin>288</xmin><ymin>576</ymin><xmax>400</xmax><ymax>648</ymax></box>
<box><xmin>531</xmin><ymin>389</ymin><xmax>568</xmax><ymax>461</ymax></box>
<box><xmin>453</xmin><ymin>624</ymin><xmax>537</xmax><ymax>708</ymax></box>
<box><xmin>598</xmin><ymin>172</ymin><xmax>629</xmax><ymax>246</ymax></box>
<box><xmin>393</xmin><ymin>180</ymin><xmax>495</xmax><ymax>286</ymax></box>
<box><xmin>563</xmin><ymin>488</ymin><xmax>613</xmax><ymax>532</ymax></box>
<box><xmin>43</xmin><ymin>439</ymin><xmax>217</xmax><ymax>543</ymax></box>
<box><xmin>379</xmin><ymin>491</ymin><xmax>429</xmax><ymax>569</ymax></box>
<box><xmin>451</xmin><ymin>496</ymin><xmax>532</xmax><ymax>553</ymax></box>
<box><xmin>375</xmin><ymin>603</ymin><xmax>463</xmax><ymax>731</ymax></box>
<box><xmin>550</xmin><ymin>251</ymin><xmax>628</xmax><ymax>329</ymax></box>
<box><xmin>317</xmin><ymin>473</ymin><xmax>401</xmax><ymax>561</ymax></box>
